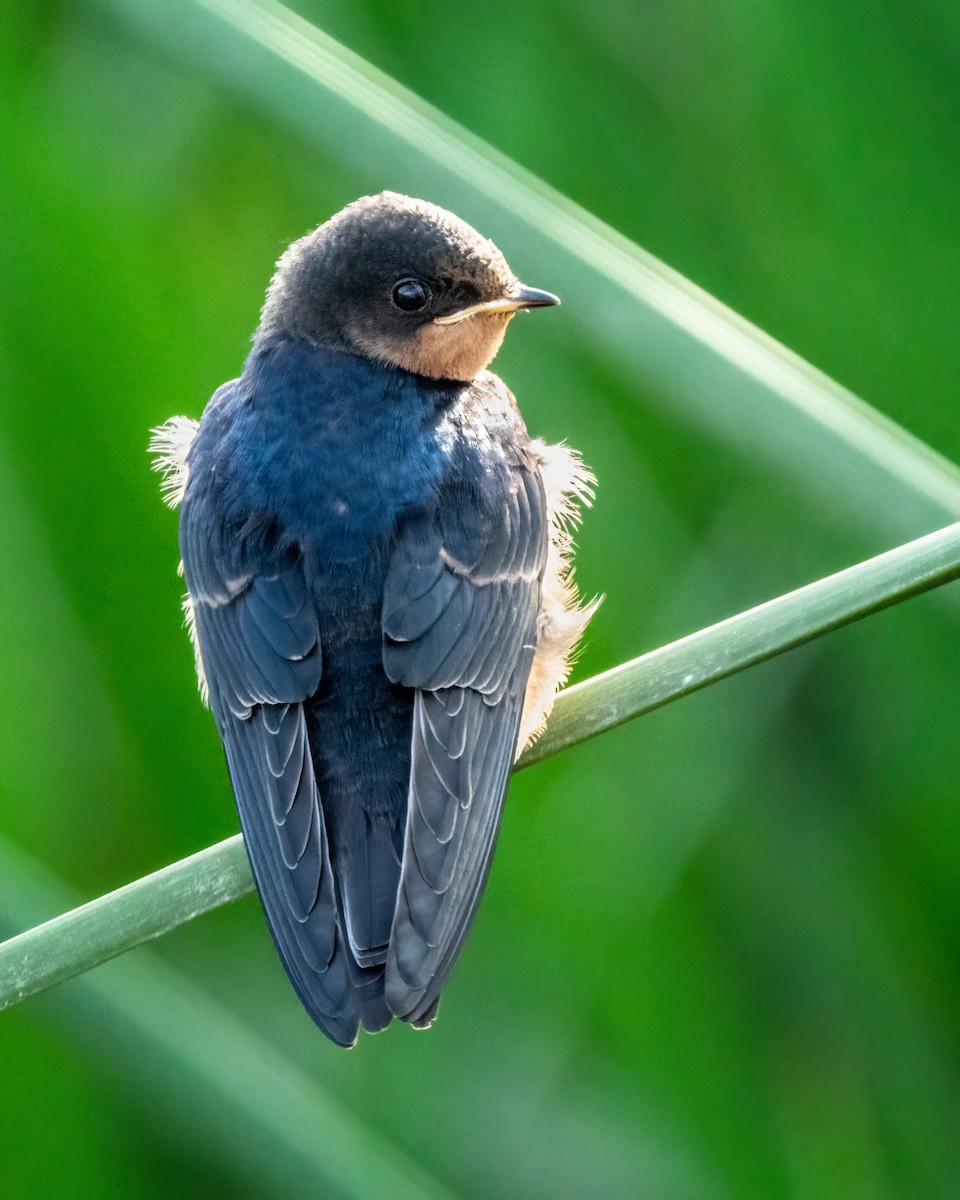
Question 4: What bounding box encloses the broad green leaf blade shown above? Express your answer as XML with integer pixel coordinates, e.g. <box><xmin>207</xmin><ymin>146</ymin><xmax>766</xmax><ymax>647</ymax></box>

<box><xmin>3</xmin><ymin>519</ymin><xmax>957</xmax><ymax>1012</ymax></box>
<box><xmin>86</xmin><ymin>0</ymin><xmax>960</xmax><ymax>535</ymax></box>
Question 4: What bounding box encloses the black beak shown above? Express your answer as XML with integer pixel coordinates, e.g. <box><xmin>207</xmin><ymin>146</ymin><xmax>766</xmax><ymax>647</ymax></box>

<box><xmin>511</xmin><ymin>283</ymin><xmax>561</xmax><ymax>309</ymax></box>
<box><xmin>433</xmin><ymin>282</ymin><xmax>561</xmax><ymax>325</ymax></box>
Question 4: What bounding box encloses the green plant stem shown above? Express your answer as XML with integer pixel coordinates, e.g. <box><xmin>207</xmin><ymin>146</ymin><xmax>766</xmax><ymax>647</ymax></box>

<box><xmin>522</xmin><ymin>517</ymin><xmax>960</xmax><ymax>766</ymax></box>
<box><xmin>2</xmin><ymin>519</ymin><xmax>958</xmax><ymax>1013</ymax></box>
<box><xmin>0</xmin><ymin>835</ymin><xmax>454</xmax><ymax>1200</ymax></box>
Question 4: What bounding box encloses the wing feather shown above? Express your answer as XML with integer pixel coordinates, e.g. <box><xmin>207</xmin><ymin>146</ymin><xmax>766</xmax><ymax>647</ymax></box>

<box><xmin>180</xmin><ymin>478</ymin><xmax>360</xmax><ymax>1046</ymax></box>
<box><xmin>382</xmin><ymin>441</ymin><xmax>547</xmax><ymax>1024</ymax></box>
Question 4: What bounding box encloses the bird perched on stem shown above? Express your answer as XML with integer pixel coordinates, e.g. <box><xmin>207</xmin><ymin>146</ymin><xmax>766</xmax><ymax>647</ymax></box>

<box><xmin>152</xmin><ymin>192</ymin><xmax>596</xmax><ymax>1046</ymax></box>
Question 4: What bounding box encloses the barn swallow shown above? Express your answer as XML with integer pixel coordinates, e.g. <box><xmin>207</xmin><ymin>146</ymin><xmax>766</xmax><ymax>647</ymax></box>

<box><xmin>152</xmin><ymin>192</ymin><xmax>596</xmax><ymax>1046</ymax></box>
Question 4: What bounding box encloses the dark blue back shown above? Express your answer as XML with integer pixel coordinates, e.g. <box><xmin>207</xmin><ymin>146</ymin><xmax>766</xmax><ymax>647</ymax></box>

<box><xmin>186</xmin><ymin>337</ymin><xmax>462</xmax><ymax>984</ymax></box>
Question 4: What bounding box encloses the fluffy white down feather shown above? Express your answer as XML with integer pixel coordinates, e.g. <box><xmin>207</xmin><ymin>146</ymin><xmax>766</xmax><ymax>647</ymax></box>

<box><xmin>515</xmin><ymin>438</ymin><xmax>598</xmax><ymax>754</ymax></box>
<box><xmin>150</xmin><ymin>418</ymin><xmax>207</xmax><ymax>702</ymax></box>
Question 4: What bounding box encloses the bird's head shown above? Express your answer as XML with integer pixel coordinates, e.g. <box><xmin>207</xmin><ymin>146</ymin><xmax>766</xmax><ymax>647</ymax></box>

<box><xmin>257</xmin><ymin>192</ymin><xmax>559</xmax><ymax>381</ymax></box>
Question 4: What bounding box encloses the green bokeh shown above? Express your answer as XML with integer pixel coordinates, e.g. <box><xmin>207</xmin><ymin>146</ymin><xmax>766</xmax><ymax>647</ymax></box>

<box><xmin>1</xmin><ymin>2</ymin><xmax>958</xmax><ymax>1196</ymax></box>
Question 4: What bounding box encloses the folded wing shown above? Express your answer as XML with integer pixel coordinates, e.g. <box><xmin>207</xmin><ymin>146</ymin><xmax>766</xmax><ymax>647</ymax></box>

<box><xmin>180</xmin><ymin>491</ymin><xmax>361</xmax><ymax>1047</ymax></box>
<box><xmin>382</xmin><ymin>446</ymin><xmax>548</xmax><ymax>1023</ymax></box>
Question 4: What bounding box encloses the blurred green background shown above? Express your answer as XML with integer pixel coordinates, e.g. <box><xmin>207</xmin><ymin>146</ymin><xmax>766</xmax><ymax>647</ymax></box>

<box><xmin>2</xmin><ymin>1</ymin><xmax>959</xmax><ymax>1197</ymax></box>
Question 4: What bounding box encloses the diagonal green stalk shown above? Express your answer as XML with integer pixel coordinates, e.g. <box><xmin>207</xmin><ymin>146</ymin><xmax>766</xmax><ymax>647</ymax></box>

<box><xmin>0</xmin><ymin>836</ymin><xmax>455</xmax><ymax>1200</ymax></box>
<box><xmin>83</xmin><ymin>0</ymin><xmax>960</xmax><ymax>535</ymax></box>
<box><xmin>2</xmin><ymin>520</ymin><xmax>958</xmax><ymax>1014</ymax></box>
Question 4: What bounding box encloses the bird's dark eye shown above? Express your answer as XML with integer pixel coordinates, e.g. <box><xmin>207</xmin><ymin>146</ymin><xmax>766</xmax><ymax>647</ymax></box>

<box><xmin>391</xmin><ymin>278</ymin><xmax>430</xmax><ymax>312</ymax></box>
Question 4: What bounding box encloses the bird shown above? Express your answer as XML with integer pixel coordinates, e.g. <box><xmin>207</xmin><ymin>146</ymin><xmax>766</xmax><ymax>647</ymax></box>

<box><xmin>151</xmin><ymin>192</ymin><xmax>597</xmax><ymax>1046</ymax></box>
